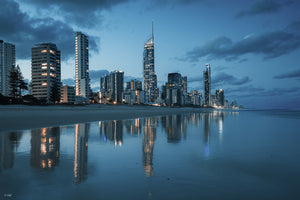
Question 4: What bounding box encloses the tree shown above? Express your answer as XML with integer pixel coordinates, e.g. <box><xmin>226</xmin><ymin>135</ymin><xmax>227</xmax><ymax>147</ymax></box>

<box><xmin>9</xmin><ymin>65</ymin><xmax>27</xmax><ymax>99</ymax></box>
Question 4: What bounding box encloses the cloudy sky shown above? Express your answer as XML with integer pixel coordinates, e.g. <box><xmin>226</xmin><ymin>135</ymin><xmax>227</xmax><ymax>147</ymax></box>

<box><xmin>1</xmin><ymin>0</ymin><xmax>300</xmax><ymax>109</ymax></box>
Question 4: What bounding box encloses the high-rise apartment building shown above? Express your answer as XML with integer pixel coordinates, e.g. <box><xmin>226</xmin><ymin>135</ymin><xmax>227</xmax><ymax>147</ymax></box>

<box><xmin>143</xmin><ymin>23</ymin><xmax>158</xmax><ymax>103</ymax></box>
<box><xmin>203</xmin><ymin>64</ymin><xmax>211</xmax><ymax>106</ymax></box>
<box><xmin>61</xmin><ymin>85</ymin><xmax>75</xmax><ymax>103</ymax></box>
<box><xmin>31</xmin><ymin>43</ymin><xmax>61</xmax><ymax>102</ymax></box>
<box><xmin>100</xmin><ymin>70</ymin><xmax>124</xmax><ymax>103</ymax></box>
<box><xmin>75</xmin><ymin>32</ymin><xmax>90</xmax><ymax>100</ymax></box>
<box><xmin>216</xmin><ymin>89</ymin><xmax>225</xmax><ymax>106</ymax></box>
<box><xmin>0</xmin><ymin>40</ymin><xmax>15</xmax><ymax>96</ymax></box>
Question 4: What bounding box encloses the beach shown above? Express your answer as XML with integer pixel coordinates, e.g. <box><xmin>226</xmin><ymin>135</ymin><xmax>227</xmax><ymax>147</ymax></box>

<box><xmin>0</xmin><ymin>104</ymin><xmax>207</xmax><ymax>132</ymax></box>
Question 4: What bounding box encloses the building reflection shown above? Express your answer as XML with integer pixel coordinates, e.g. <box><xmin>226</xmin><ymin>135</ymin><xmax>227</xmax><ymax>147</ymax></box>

<box><xmin>99</xmin><ymin>120</ymin><xmax>123</xmax><ymax>146</ymax></box>
<box><xmin>161</xmin><ymin>114</ymin><xmax>187</xmax><ymax>143</ymax></box>
<box><xmin>30</xmin><ymin>127</ymin><xmax>60</xmax><ymax>169</ymax></box>
<box><xmin>202</xmin><ymin>111</ymin><xmax>227</xmax><ymax>157</ymax></box>
<box><xmin>142</xmin><ymin>117</ymin><xmax>157</xmax><ymax>177</ymax></box>
<box><xmin>124</xmin><ymin>118</ymin><xmax>142</xmax><ymax>136</ymax></box>
<box><xmin>74</xmin><ymin>123</ymin><xmax>89</xmax><ymax>184</ymax></box>
<box><xmin>0</xmin><ymin>132</ymin><xmax>18</xmax><ymax>173</ymax></box>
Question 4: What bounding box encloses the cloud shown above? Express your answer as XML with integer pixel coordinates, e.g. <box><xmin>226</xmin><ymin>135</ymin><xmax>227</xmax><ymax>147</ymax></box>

<box><xmin>150</xmin><ymin>0</ymin><xmax>206</xmax><ymax>6</ymax></box>
<box><xmin>180</xmin><ymin>22</ymin><xmax>300</xmax><ymax>62</ymax></box>
<box><xmin>20</xmin><ymin>0</ymin><xmax>134</xmax><ymax>28</ymax></box>
<box><xmin>213</xmin><ymin>72</ymin><xmax>251</xmax><ymax>86</ymax></box>
<box><xmin>89</xmin><ymin>70</ymin><xmax>109</xmax><ymax>84</ymax></box>
<box><xmin>273</xmin><ymin>69</ymin><xmax>300</xmax><ymax>79</ymax></box>
<box><xmin>236</xmin><ymin>0</ymin><xmax>293</xmax><ymax>18</ymax></box>
<box><xmin>0</xmin><ymin>0</ymin><xmax>99</xmax><ymax>60</ymax></box>
<box><xmin>62</xmin><ymin>78</ymin><xmax>75</xmax><ymax>86</ymax></box>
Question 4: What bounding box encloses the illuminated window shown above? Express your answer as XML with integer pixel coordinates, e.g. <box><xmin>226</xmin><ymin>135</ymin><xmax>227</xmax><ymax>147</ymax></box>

<box><xmin>42</xmin><ymin>83</ymin><xmax>47</xmax><ymax>86</ymax></box>
<box><xmin>42</xmin><ymin>73</ymin><xmax>47</xmax><ymax>76</ymax></box>
<box><xmin>50</xmin><ymin>50</ymin><xmax>55</xmax><ymax>54</ymax></box>
<box><xmin>50</xmin><ymin>67</ymin><xmax>55</xmax><ymax>70</ymax></box>
<box><xmin>42</xmin><ymin>63</ymin><xmax>47</xmax><ymax>66</ymax></box>
<box><xmin>50</xmin><ymin>73</ymin><xmax>56</xmax><ymax>77</ymax></box>
<box><xmin>41</xmin><ymin>66</ymin><xmax>47</xmax><ymax>69</ymax></box>
<box><xmin>41</xmin><ymin>50</ymin><xmax>47</xmax><ymax>53</ymax></box>
<box><xmin>86</xmin><ymin>47</ymin><xmax>88</xmax><ymax>50</ymax></box>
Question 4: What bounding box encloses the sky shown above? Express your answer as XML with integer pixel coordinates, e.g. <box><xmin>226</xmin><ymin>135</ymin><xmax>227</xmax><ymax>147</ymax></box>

<box><xmin>1</xmin><ymin>0</ymin><xmax>300</xmax><ymax>109</ymax></box>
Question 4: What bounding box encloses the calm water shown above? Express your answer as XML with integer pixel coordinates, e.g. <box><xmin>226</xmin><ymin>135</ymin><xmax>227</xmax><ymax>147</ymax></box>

<box><xmin>0</xmin><ymin>110</ymin><xmax>300</xmax><ymax>200</ymax></box>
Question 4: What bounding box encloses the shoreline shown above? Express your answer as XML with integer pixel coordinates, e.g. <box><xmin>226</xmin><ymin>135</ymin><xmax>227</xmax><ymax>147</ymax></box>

<box><xmin>0</xmin><ymin>104</ymin><xmax>213</xmax><ymax>132</ymax></box>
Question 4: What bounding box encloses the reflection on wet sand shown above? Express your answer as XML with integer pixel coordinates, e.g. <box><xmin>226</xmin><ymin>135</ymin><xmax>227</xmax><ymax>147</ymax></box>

<box><xmin>99</xmin><ymin>120</ymin><xmax>123</xmax><ymax>146</ymax></box>
<box><xmin>30</xmin><ymin>127</ymin><xmax>60</xmax><ymax>169</ymax></box>
<box><xmin>142</xmin><ymin>117</ymin><xmax>157</xmax><ymax>177</ymax></box>
<box><xmin>74</xmin><ymin>123</ymin><xmax>89</xmax><ymax>184</ymax></box>
<box><xmin>0</xmin><ymin>132</ymin><xmax>19</xmax><ymax>172</ymax></box>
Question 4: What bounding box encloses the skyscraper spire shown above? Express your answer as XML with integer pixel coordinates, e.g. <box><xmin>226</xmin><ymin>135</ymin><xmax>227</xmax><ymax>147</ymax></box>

<box><xmin>152</xmin><ymin>20</ymin><xmax>154</xmax><ymax>40</ymax></box>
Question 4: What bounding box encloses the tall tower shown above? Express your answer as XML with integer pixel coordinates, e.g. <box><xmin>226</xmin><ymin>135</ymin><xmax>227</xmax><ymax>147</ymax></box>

<box><xmin>0</xmin><ymin>40</ymin><xmax>15</xmax><ymax>97</ymax></box>
<box><xmin>75</xmin><ymin>32</ymin><xmax>90</xmax><ymax>100</ymax></box>
<box><xmin>31</xmin><ymin>43</ymin><xmax>61</xmax><ymax>102</ymax></box>
<box><xmin>143</xmin><ymin>22</ymin><xmax>158</xmax><ymax>103</ymax></box>
<box><xmin>203</xmin><ymin>64</ymin><xmax>211</xmax><ymax>106</ymax></box>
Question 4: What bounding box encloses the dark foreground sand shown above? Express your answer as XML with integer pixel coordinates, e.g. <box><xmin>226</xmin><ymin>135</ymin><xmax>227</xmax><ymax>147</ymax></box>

<box><xmin>0</xmin><ymin>104</ymin><xmax>208</xmax><ymax>132</ymax></box>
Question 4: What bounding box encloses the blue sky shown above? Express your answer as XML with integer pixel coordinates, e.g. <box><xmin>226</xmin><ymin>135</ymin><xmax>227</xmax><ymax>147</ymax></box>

<box><xmin>1</xmin><ymin>0</ymin><xmax>300</xmax><ymax>109</ymax></box>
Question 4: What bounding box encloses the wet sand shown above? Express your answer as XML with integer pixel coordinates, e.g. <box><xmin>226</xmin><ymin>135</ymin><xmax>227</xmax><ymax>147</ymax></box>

<box><xmin>0</xmin><ymin>104</ymin><xmax>208</xmax><ymax>132</ymax></box>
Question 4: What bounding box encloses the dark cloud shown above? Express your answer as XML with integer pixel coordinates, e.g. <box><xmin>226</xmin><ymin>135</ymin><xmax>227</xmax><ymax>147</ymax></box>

<box><xmin>236</xmin><ymin>0</ymin><xmax>293</xmax><ymax>18</ymax></box>
<box><xmin>188</xmin><ymin>72</ymin><xmax>251</xmax><ymax>86</ymax></box>
<box><xmin>89</xmin><ymin>70</ymin><xmax>109</xmax><ymax>84</ymax></box>
<box><xmin>180</xmin><ymin>22</ymin><xmax>300</xmax><ymax>62</ymax></box>
<box><xmin>21</xmin><ymin>0</ymin><xmax>133</xmax><ymax>27</ymax></box>
<box><xmin>62</xmin><ymin>78</ymin><xmax>75</xmax><ymax>86</ymax></box>
<box><xmin>226</xmin><ymin>85</ymin><xmax>300</xmax><ymax>97</ymax></box>
<box><xmin>273</xmin><ymin>69</ymin><xmax>300</xmax><ymax>79</ymax></box>
<box><xmin>214</xmin><ymin>72</ymin><xmax>251</xmax><ymax>85</ymax></box>
<box><xmin>0</xmin><ymin>0</ymin><xmax>99</xmax><ymax>60</ymax></box>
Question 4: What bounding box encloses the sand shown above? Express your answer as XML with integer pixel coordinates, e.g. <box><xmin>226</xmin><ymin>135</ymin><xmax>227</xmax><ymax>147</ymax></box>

<box><xmin>0</xmin><ymin>104</ymin><xmax>208</xmax><ymax>132</ymax></box>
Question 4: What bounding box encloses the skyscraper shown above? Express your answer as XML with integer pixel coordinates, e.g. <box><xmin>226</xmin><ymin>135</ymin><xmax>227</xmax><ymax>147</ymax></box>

<box><xmin>203</xmin><ymin>64</ymin><xmax>211</xmax><ymax>106</ymax></box>
<box><xmin>75</xmin><ymin>32</ymin><xmax>90</xmax><ymax>100</ymax></box>
<box><xmin>0</xmin><ymin>40</ymin><xmax>15</xmax><ymax>97</ymax></box>
<box><xmin>143</xmin><ymin>22</ymin><xmax>158</xmax><ymax>103</ymax></box>
<box><xmin>216</xmin><ymin>89</ymin><xmax>225</xmax><ymax>106</ymax></box>
<box><xmin>100</xmin><ymin>70</ymin><xmax>124</xmax><ymax>103</ymax></box>
<box><xmin>31</xmin><ymin>43</ymin><xmax>61</xmax><ymax>102</ymax></box>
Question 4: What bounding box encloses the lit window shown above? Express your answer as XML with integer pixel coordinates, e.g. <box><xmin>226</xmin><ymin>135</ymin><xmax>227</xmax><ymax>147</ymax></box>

<box><xmin>42</xmin><ymin>83</ymin><xmax>47</xmax><ymax>86</ymax></box>
<box><xmin>41</xmin><ymin>50</ymin><xmax>47</xmax><ymax>53</ymax></box>
<box><xmin>41</xmin><ymin>66</ymin><xmax>47</xmax><ymax>69</ymax></box>
<box><xmin>50</xmin><ymin>50</ymin><xmax>55</xmax><ymax>54</ymax></box>
<box><xmin>42</xmin><ymin>63</ymin><xmax>47</xmax><ymax>66</ymax></box>
<box><xmin>42</xmin><ymin>73</ymin><xmax>47</xmax><ymax>76</ymax></box>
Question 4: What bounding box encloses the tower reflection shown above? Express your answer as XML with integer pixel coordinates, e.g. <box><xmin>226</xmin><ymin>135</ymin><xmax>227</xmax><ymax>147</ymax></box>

<box><xmin>74</xmin><ymin>123</ymin><xmax>89</xmax><ymax>184</ymax></box>
<box><xmin>161</xmin><ymin>115</ymin><xmax>187</xmax><ymax>143</ymax></box>
<box><xmin>30</xmin><ymin>127</ymin><xmax>60</xmax><ymax>169</ymax></box>
<box><xmin>99</xmin><ymin>120</ymin><xmax>123</xmax><ymax>146</ymax></box>
<box><xmin>0</xmin><ymin>132</ymin><xmax>18</xmax><ymax>172</ymax></box>
<box><xmin>142</xmin><ymin>117</ymin><xmax>157</xmax><ymax>177</ymax></box>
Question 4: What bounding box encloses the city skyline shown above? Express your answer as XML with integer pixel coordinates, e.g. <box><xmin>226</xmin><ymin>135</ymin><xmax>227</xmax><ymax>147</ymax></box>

<box><xmin>0</xmin><ymin>0</ymin><xmax>300</xmax><ymax>109</ymax></box>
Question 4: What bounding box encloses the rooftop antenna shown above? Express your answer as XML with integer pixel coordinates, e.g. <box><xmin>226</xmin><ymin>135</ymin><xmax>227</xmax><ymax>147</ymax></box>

<box><xmin>152</xmin><ymin>20</ymin><xmax>154</xmax><ymax>40</ymax></box>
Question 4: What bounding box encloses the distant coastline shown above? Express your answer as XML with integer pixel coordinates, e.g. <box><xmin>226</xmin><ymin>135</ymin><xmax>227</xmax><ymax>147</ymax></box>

<box><xmin>0</xmin><ymin>104</ymin><xmax>218</xmax><ymax>132</ymax></box>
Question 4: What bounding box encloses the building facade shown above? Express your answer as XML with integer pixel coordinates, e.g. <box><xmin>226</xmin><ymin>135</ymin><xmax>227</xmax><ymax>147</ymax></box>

<box><xmin>0</xmin><ymin>40</ymin><xmax>15</xmax><ymax>96</ymax></box>
<box><xmin>143</xmin><ymin>24</ymin><xmax>158</xmax><ymax>103</ymax></box>
<box><xmin>203</xmin><ymin>64</ymin><xmax>211</xmax><ymax>106</ymax></box>
<box><xmin>216</xmin><ymin>89</ymin><xmax>225</xmax><ymax>106</ymax></box>
<box><xmin>124</xmin><ymin>79</ymin><xmax>145</xmax><ymax>104</ymax></box>
<box><xmin>75</xmin><ymin>32</ymin><xmax>90</xmax><ymax>100</ymax></box>
<box><xmin>164</xmin><ymin>73</ymin><xmax>184</xmax><ymax>106</ymax></box>
<box><xmin>31</xmin><ymin>43</ymin><xmax>61</xmax><ymax>102</ymax></box>
<box><xmin>100</xmin><ymin>70</ymin><xmax>124</xmax><ymax>103</ymax></box>
<box><xmin>61</xmin><ymin>85</ymin><xmax>75</xmax><ymax>103</ymax></box>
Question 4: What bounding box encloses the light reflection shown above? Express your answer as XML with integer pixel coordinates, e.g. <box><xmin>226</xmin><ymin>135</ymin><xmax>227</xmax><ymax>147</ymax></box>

<box><xmin>74</xmin><ymin>123</ymin><xmax>89</xmax><ymax>184</ymax></box>
<box><xmin>99</xmin><ymin>120</ymin><xmax>123</xmax><ymax>147</ymax></box>
<box><xmin>30</xmin><ymin>127</ymin><xmax>60</xmax><ymax>169</ymax></box>
<box><xmin>142</xmin><ymin>117</ymin><xmax>157</xmax><ymax>177</ymax></box>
